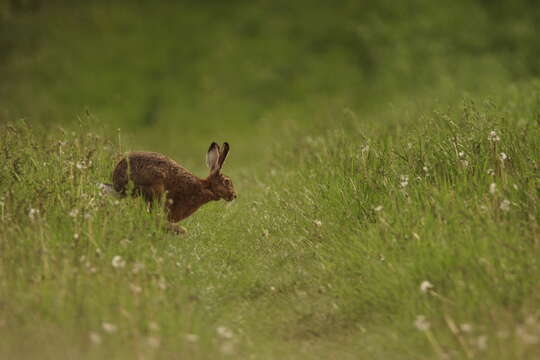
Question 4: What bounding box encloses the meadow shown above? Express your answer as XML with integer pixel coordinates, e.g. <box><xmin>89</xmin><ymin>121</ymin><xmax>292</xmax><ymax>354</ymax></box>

<box><xmin>1</xmin><ymin>1</ymin><xmax>540</xmax><ymax>359</ymax></box>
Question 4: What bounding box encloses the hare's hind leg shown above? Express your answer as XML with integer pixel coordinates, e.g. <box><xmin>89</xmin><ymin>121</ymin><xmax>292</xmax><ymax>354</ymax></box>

<box><xmin>165</xmin><ymin>223</ymin><xmax>187</xmax><ymax>235</ymax></box>
<box><xmin>135</xmin><ymin>183</ymin><xmax>165</xmax><ymax>208</ymax></box>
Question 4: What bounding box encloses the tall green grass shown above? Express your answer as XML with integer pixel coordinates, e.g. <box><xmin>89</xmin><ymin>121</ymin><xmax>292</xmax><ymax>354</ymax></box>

<box><xmin>2</xmin><ymin>0</ymin><xmax>540</xmax><ymax>358</ymax></box>
<box><xmin>1</xmin><ymin>81</ymin><xmax>540</xmax><ymax>359</ymax></box>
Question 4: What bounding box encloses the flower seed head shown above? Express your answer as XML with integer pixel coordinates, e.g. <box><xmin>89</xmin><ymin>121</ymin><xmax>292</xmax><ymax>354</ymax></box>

<box><xmin>400</xmin><ymin>175</ymin><xmax>409</xmax><ymax>188</ymax></box>
<box><xmin>500</xmin><ymin>199</ymin><xmax>511</xmax><ymax>212</ymax></box>
<box><xmin>102</xmin><ymin>322</ymin><xmax>118</xmax><ymax>334</ymax></box>
<box><xmin>414</xmin><ymin>315</ymin><xmax>431</xmax><ymax>331</ymax></box>
<box><xmin>420</xmin><ymin>280</ymin><xmax>434</xmax><ymax>293</ymax></box>
<box><xmin>112</xmin><ymin>256</ymin><xmax>126</xmax><ymax>269</ymax></box>
<box><xmin>216</xmin><ymin>326</ymin><xmax>234</xmax><ymax>339</ymax></box>
<box><xmin>488</xmin><ymin>130</ymin><xmax>500</xmax><ymax>142</ymax></box>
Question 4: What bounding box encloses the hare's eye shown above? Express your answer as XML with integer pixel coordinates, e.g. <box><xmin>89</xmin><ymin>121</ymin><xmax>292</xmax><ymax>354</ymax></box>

<box><xmin>224</xmin><ymin>179</ymin><xmax>230</xmax><ymax>185</ymax></box>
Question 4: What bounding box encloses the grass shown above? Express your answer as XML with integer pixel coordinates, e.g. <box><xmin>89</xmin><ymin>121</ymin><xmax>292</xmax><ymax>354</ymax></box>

<box><xmin>1</xmin><ymin>0</ymin><xmax>540</xmax><ymax>359</ymax></box>
<box><xmin>2</xmin><ymin>82</ymin><xmax>540</xmax><ymax>359</ymax></box>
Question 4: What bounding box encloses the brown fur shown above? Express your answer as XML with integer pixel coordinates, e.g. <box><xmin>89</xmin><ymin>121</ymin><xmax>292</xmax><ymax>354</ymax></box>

<box><xmin>111</xmin><ymin>143</ymin><xmax>236</xmax><ymax>229</ymax></box>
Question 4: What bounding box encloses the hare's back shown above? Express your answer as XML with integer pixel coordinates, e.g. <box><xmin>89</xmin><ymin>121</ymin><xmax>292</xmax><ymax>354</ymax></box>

<box><xmin>128</xmin><ymin>151</ymin><xmax>179</xmax><ymax>168</ymax></box>
<box><xmin>113</xmin><ymin>151</ymin><xmax>182</xmax><ymax>190</ymax></box>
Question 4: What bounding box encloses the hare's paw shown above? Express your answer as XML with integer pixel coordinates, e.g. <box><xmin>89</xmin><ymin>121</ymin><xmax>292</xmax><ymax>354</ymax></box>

<box><xmin>166</xmin><ymin>223</ymin><xmax>187</xmax><ymax>235</ymax></box>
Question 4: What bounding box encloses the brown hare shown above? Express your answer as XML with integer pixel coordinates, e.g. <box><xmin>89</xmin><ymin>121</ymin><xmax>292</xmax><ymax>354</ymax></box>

<box><xmin>104</xmin><ymin>142</ymin><xmax>236</xmax><ymax>234</ymax></box>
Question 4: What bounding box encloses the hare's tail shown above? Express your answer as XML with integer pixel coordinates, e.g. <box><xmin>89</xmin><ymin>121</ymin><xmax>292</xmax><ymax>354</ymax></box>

<box><xmin>98</xmin><ymin>183</ymin><xmax>125</xmax><ymax>198</ymax></box>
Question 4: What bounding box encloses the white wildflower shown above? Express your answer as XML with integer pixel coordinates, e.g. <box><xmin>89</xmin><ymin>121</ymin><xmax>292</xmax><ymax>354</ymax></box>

<box><xmin>458</xmin><ymin>151</ymin><xmax>465</xmax><ymax>158</ymax></box>
<box><xmin>216</xmin><ymin>326</ymin><xmax>234</xmax><ymax>339</ymax></box>
<box><xmin>102</xmin><ymin>322</ymin><xmax>117</xmax><ymax>334</ymax></box>
<box><xmin>489</xmin><ymin>183</ymin><xmax>497</xmax><ymax>195</ymax></box>
<box><xmin>460</xmin><ymin>323</ymin><xmax>473</xmax><ymax>333</ymax></box>
<box><xmin>314</xmin><ymin>220</ymin><xmax>322</xmax><ymax>227</ymax></box>
<box><xmin>89</xmin><ymin>331</ymin><xmax>102</xmax><ymax>345</ymax></box>
<box><xmin>422</xmin><ymin>166</ymin><xmax>429</xmax><ymax>173</ymax></box>
<box><xmin>499</xmin><ymin>152</ymin><xmax>508</xmax><ymax>161</ymax></box>
<box><xmin>112</xmin><ymin>256</ymin><xmax>126</xmax><ymax>269</ymax></box>
<box><xmin>420</xmin><ymin>281</ymin><xmax>433</xmax><ymax>293</ymax></box>
<box><xmin>400</xmin><ymin>175</ymin><xmax>409</xmax><ymax>188</ymax></box>
<box><xmin>28</xmin><ymin>208</ymin><xmax>40</xmax><ymax>221</ymax></box>
<box><xmin>185</xmin><ymin>334</ymin><xmax>199</xmax><ymax>343</ymax></box>
<box><xmin>374</xmin><ymin>205</ymin><xmax>383</xmax><ymax>212</ymax></box>
<box><xmin>488</xmin><ymin>130</ymin><xmax>500</xmax><ymax>142</ymax></box>
<box><xmin>414</xmin><ymin>315</ymin><xmax>431</xmax><ymax>331</ymax></box>
<box><xmin>69</xmin><ymin>209</ymin><xmax>79</xmax><ymax>218</ymax></box>
<box><xmin>73</xmin><ymin>233</ymin><xmax>80</xmax><ymax>240</ymax></box>
<box><xmin>487</xmin><ymin>168</ymin><xmax>495</xmax><ymax>176</ymax></box>
<box><xmin>362</xmin><ymin>144</ymin><xmax>370</xmax><ymax>153</ymax></box>
<box><xmin>500</xmin><ymin>199</ymin><xmax>511</xmax><ymax>212</ymax></box>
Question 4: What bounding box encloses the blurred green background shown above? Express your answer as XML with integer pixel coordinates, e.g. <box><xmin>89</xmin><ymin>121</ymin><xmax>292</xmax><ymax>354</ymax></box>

<box><xmin>2</xmin><ymin>0</ymin><xmax>539</xmax><ymax>168</ymax></box>
<box><xmin>2</xmin><ymin>1</ymin><xmax>540</xmax><ymax>358</ymax></box>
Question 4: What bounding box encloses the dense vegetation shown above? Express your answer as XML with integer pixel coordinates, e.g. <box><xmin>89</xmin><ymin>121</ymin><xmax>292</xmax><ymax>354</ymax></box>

<box><xmin>1</xmin><ymin>1</ymin><xmax>540</xmax><ymax>358</ymax></box>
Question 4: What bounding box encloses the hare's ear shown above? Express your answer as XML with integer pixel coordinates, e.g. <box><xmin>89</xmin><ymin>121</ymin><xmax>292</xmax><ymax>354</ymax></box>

<box><xmin>206</xmin><ymin>142</ymin><xmax>220</xmax><ymax>173</ymax></box>
<box><xmin>218</xmin><ymin>142</ymin><xmax>229</xmax><ymax>168</ymax></box>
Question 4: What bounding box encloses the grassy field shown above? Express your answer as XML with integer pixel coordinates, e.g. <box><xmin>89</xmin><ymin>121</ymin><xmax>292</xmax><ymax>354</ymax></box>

<box><xmin>1</xmin><ymin>1</ymin><xmax>540</xmax><ymax>359</ymax></box>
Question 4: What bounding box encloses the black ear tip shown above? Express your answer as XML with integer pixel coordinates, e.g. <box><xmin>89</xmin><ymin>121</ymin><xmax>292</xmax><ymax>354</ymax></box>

<box><xmin>223</xmin><ymin>142</ymin><xmax>230</xmax><ymax>149</ymax></box>
<box><xmin>209</xmin><ymin>142</ymin><xmax>218</xmax><ymax>151</ymax></box>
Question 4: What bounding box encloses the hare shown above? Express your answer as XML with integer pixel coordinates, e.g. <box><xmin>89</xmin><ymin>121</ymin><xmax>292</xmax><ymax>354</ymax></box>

<box><xmin>104</xmin><ymin>142</ymin><xmax>236</xmax><ymax>233</ymax></box>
